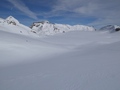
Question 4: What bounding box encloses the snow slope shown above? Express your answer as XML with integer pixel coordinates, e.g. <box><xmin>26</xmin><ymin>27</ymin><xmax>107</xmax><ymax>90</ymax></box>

<box><xmin>0</xmin><ymin>29</ymin><xmax>120</xmax><ymax>90</ymax></box>
<box><xmin>30</xmin><ymin>21</ymin><xmax>95</xmax><ymax>35</ymax></box>
<box><xmin>0</xmin><ymin>30</ymin><xmax>66</xmax><ymax>66</ymax></box>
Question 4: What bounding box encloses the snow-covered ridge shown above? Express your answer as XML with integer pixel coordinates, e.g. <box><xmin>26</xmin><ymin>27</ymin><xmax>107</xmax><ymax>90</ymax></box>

<box><xmin>0</xmin><ymin>16</ymin><xmax>36</xmax><ymax>36</ymax></box>
<box><xmin>99</xmin><ymin>25</ymin><xmax>120</xmax><ymax>33</ymax></box>
<box><xmin>30</xmin><ymin>21</ymin><xmax>95</xmax><ymax>35</ymax></box>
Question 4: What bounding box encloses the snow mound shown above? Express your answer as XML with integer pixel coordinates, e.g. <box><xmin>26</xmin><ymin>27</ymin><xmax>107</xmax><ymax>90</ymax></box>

<box><xmin>30</xmin><ymin>21</ymin><xmax>95</xmax><ymax>35</ymax></box>
<box><xmin>99</xmin><ymin>25</ymin><xmax>120</xmax><ymax>33</ymax></box>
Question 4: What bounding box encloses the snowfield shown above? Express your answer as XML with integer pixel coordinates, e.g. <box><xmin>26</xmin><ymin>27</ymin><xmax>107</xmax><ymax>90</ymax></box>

<box><xmin>0</xmin><ymin>16</ymin><xmax>120</xmax><ymax>90</ymax></box>
<box><xmin>0</xmin><ymin>30</ymin><xmax>120</xmax><ymax>90</ymax></box>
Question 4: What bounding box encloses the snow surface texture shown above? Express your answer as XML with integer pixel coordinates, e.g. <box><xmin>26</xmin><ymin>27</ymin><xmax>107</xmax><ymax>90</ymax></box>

<box><xmin>30</xmin><ymin>21</ymin><xmax>95</xmax><ymax>35</ymax></box>
<box><xmin>0</xmin><ymin>16</ymin><xmax>120</xmax><ymax>90</ymax></box>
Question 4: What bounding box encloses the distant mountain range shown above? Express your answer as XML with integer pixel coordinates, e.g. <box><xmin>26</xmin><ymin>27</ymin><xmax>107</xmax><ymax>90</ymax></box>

<box><xmin>30</xmin><ymin>21</ymin><xmax>95</xmax><ymax>35</ymax></box>
<box><xmin>0</xmin><ymin>16</ymin><xmax>120</xmax><ymax>36</ymax></box>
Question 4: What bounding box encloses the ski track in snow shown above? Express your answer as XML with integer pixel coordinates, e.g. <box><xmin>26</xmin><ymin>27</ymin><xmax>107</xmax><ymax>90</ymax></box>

<box><xmin>0</xmin><ymin>30</ymin><xmax>120</xmax><ymax>90</ymax></box>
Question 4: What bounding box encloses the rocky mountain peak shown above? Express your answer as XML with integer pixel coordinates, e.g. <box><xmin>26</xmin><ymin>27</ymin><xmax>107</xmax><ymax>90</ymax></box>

<box><xmin>5</xmin><ymin>16</ymin><xmax>20</xmax><ymax>25</ymax></box>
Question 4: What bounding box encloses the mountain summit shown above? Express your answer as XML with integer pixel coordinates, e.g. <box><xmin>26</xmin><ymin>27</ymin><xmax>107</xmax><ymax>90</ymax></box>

<box><xmin>5</xmin><ymin>16</ymin><xmax>20</xmax><ymax>25</ymax></box>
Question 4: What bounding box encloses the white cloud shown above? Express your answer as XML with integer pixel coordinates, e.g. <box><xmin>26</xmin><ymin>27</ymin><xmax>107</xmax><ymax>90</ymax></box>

<box><xmin>8</xmin><ymin>0</ymin><xmax>38</xmax><ymax>20</ymax></box>
<box><xmin>51</xmin><ymin>0</ymin><xmax>120</xmax><ymax>27</ymax></box>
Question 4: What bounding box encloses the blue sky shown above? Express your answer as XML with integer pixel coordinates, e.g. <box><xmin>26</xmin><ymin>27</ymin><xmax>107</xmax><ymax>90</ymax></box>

<box><xmin>0</xmin><ymin>0</ymin><xmax>120</xmax><ymax>28</ymax></box>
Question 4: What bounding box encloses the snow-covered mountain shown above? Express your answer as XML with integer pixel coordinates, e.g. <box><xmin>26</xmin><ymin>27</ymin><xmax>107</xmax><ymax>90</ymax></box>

<box><xmin>99</xmin><ymin>25</ymin><xmax>120</xmax><ymax>33</ymax></box>
<box><xmin>1</xmin><ymin>16</ymin><xmax>120</xmax><ymax>37</ymax></box>
<box><xmin>0</xmin><ymin>16</ymin><xmax>95</xmax><ymax>36</ymax></box>
<box><xmin>30</xmin><ymin>21</ymin><xmax>95</xmax><ymax>35</ymax></box>
<box><xmin>0</xmin><ymin>16</ymin><xmax>36</xmax><ymax>36</ymax></box>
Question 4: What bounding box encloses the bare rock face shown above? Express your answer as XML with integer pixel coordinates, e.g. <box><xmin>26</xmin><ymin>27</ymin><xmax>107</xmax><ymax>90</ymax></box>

<box><xmin>115</xmin><ymin>28</ymin><xmax>120</xmax><ymax>31</ymax></box>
